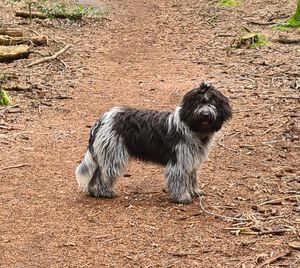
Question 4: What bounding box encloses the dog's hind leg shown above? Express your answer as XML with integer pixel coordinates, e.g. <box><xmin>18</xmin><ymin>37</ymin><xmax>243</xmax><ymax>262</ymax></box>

<box><xmin>75</xmin><ymin>149</ymin><xmax>98</xmax><ymax>194</ymax></box>
<box><xmin>89</xmin><ymin>136</ymin><xmax>129</xmax><ymax>198</ymax></box>
<box><xmin>88</xmin><ymin>167</ymin><xmax>118</xmax><ymax>198</ymax></box>
<box><xmin>165</xmin><ymin>164</ymin><xmax>192</xmax><ymax>204</ymax></box>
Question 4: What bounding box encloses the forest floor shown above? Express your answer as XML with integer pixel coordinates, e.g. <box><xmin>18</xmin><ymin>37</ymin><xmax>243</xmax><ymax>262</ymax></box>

<box><xmin>0</xmin><ymin>0</ymin><xmax>300</xmax><ymax>267</ymax></box>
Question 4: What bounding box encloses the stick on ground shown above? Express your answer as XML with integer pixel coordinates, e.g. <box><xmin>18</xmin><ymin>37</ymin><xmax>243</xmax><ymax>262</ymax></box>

<box><xmin>27</xmin><ymin>44</ymin><xmax>71</xmax><ymax>67</ymax></box>
<box><xmin>198</xmin><ymin>197</ymin><xmax>250</xmax><ymax>222</ymax></box>
<box><xmin>1</xmin><ymin>164</ymin><xmax>30</xmax><ymax>171</ymax></box>
<box><xmin>254</xmin><ymin>251</ymin><xmax>291</xmax><ymax>268</ymax></box>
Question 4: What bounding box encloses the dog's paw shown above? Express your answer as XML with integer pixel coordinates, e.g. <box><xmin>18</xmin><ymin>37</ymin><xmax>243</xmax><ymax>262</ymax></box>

<box><xmin>191</xmin><ymin>188</ymin><xmax>206</xmax><ymax>197</ymax></box>
<box><xmin>89</xmin><ymin>187</ymin><xmax>118</xmax><ymax>198</ymax></box>
<box><xmin>101</xmin><ymin>190</ymin><xmax>118</xmax><ymax>198</ymax></box>
<box><xmin>173</xmin><ymin>192</ymin><xmax>193</xmax><ymax>205</ymax></box>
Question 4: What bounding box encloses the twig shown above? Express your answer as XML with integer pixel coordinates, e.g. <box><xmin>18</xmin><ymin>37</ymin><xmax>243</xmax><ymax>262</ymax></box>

<box><xmin>1</xmin><ymin>163</ymin><xmax>30</xmax><ymax>171</ymax></box>
<box><xmin>0</xmin><ymin>104</ymin><xmax>19</xmax><ymax>113</ymax></box>
<box><xmin>0</xmin><ymin>125</ymin><xmax>21</xmax><ymax>130</ymax></box>
<box><xmin>239</xmin><ymin>76</ymin><xmax>256</xmax><ymax>84</ymax></box>
<box><xmin>257</xmin><ymin>195</ymin><xmax>300</xmax><ymax>207</ymax></box>
<box><xmin>254</xmin><ymin>250</ymin><xmax>291</xmax><ymax>268</ymax></box>
<box><xmin>80</xmin><ymin>261</ymin><xmax>94</xmax><ymax>268</ymax></box>
<box><xmin>278</xmin><ymin>96</ymin><xmax>300</xmax><ymax>100</ymax></box>
<box><xmin>217</xmin><ymin>133</ymin><xmax>239</xmax><ymax>152</ymax></box>
<box><xmin>245</xmin><ymin>20</ymin><xmax>276</xmax><ymax>26</ymax></box>
<box><xmin>168</xmin><ymin>252</ymin><xmax>199</xmax><ymax>257</ymax></box>
<box><xmin>257</xmin><ymin>229</ymin><xmax>291</xmax><ymax>235</ymax></box>
<box><xmin>198</xmin><ymin>197</ymin><xmax>250</xmax><ymax>222</ymax></box>
<box><xmin>226</xmin><ymin>228</ymin><xmax>292</xmax><ymax>236</ymax></box>
<box><xmin>27</xmin><ymin>44</ymin><xmax>72</xmax><ymax>67</ymax></box>
<box><xmin>218</xmin><ymin>140</ymin><xmax>239</xmax><ymax>152</ymax></box>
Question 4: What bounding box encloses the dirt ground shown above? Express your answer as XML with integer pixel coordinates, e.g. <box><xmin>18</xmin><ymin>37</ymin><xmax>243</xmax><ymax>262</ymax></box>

<box><xmin>0</xmin><ymin>0</ymin><xmax>300</xmax><ymax>267</ymax></box>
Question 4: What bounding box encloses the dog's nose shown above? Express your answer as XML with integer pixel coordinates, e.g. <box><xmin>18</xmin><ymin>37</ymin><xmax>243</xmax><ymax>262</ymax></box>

<box><xmin>201</xmin><ymin>111</ymin><xmax>211</xmax><ymax>120</ymax></box>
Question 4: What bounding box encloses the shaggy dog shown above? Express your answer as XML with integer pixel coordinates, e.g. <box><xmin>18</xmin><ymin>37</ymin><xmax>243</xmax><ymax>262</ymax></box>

<box><xmin>75</xmin><ymin>82</ymin><xmax>232</xmax><ymax>204</ymax></box>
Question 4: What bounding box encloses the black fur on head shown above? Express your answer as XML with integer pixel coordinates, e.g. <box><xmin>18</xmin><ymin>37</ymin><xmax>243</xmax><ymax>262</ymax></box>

<box><xmin>179</xmin><ymin>81</ymin><xmax>232</xmax><ymax>134</ymax></box>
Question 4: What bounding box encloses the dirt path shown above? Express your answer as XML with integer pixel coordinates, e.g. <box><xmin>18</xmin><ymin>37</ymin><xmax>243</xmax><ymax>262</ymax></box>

<box><xmin>1</xmin><ymin>0</ymin><xmax>300</xmax><ymax>267</ymax></box>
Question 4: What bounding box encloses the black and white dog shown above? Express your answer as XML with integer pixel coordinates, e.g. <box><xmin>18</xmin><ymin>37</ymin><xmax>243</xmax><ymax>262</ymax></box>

<box><xmin>76</xmin><ymin>82</ymin><xmax>232</xmax><ymax>204</ymax></box>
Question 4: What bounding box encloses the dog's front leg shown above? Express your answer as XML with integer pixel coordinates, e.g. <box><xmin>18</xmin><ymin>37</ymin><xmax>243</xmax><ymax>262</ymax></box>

<box><xmin>165</xmin><ymin>164</ymin><xmax>193</xmax><ymax>204</ymax></box>
<box><xmin>189</xmin><ymin>170</ymin><xmax>205</xmax><ymax>197</ymax></box>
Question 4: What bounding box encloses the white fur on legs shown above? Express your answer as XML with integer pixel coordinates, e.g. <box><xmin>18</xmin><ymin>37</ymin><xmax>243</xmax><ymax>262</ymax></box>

<box><xmin>75</xmin><ymin>150</ymin><xmax>97</xmax><ymax>193</ymax></box>
<box><xmin>165</xmin><ymin>163</ymin><xmax>192</xmax><ymax>204</ymax></box>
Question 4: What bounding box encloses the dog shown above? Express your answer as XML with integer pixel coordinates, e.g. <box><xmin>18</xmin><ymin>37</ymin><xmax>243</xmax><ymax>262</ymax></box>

<box><xmin>75</xmin><ymin>81</ymin><xmax>232</xmax><ymax>204</ymax></box>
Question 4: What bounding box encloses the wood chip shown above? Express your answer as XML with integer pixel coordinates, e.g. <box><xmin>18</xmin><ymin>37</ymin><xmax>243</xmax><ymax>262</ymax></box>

<box><xmin>288</xmin><ymin>241</ymin><xmax>300</xmax><ymax>250</ymax></box>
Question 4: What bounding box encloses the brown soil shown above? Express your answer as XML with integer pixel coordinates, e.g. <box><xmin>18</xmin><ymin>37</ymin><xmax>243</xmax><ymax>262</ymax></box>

<box><xmin>1</xmin><ymin>0</ymin><xmax>300</xmax><ymax>267</ymax></box>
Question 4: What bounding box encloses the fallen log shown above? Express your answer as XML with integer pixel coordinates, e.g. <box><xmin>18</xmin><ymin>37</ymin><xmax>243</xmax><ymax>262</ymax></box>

<box><xmin>0</xmin><ymin>45</ymin><xmax>32</xmax><ymax>62</ymax></box>
<box><xmin>0</xmin><ymin>34</ymin><xmax>48</xmax><ymax>46</ymax></box>
<box><xmin>16</xmin><ymin>10</ymin><xmax>83</xmax><ymax>20</ymax></box>
<box><xmin>15</xmin><ymin>11</ymin><xmax>47</xmax><ymax>20</ymax></box>
<box><xmin>0</xmin><ymin>28</ymin><xmax>24</xmax><ymax>37</ymax></box>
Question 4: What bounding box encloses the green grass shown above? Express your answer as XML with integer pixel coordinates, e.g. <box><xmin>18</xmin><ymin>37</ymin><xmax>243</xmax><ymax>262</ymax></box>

<box><xmin>274</xmin><ymin>17</ymin><xmax>300</xmax><ymax>30</ymax></box>
<box><xmin>274</xmin><ymin>0</ymin><xmax>300</xmax><ymax>30</ymax></box>
<box><xmin>218</xmin><ymin>0</ymin><xmax>240</xmax><ymax>8</ymax></box>
<box><xmin>0</xmin><ymin>89</ymin><xmax>10</xmax><ymax>106</ymax></box>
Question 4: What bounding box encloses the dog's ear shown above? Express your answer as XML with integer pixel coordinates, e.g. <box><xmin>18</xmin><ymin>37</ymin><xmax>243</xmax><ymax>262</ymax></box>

<box><xmin>221</xmin><ymin>95</ymin><xmax>233</xmax><ymax>122</ymax></box>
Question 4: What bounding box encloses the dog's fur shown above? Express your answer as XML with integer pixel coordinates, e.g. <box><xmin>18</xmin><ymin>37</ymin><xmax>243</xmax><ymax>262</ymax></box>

<box><xmin>75</xmin><ymin>82</ymin><xmax>232</xmax><ymax>204</ymax></box>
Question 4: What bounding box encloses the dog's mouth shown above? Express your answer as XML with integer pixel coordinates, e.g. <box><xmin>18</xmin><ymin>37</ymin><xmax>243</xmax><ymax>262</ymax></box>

<box><xmin>199</xmin><ymin>112</ymin><xmax>214</xmax><ymax>126</ymax></box>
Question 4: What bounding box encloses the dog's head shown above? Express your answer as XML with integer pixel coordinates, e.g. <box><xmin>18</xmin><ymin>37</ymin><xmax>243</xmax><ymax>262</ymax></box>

<box><xmin>179</xmin><ymin>81</ymin><xmax>232</xmax><ymax>134</ymax></box>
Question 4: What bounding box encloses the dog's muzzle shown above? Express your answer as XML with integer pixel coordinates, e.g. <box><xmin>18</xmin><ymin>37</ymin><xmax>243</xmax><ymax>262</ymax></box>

<box><xmin>195</xmin><ymin>105</ymin><xmax>217</xmax><ymax>125</ymax></box>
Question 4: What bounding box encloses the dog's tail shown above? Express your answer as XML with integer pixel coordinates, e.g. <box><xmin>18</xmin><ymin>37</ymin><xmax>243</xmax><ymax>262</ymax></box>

<box><xmin>75</xmin><ymin>149</ymin><xmax>97</xmax><ymax>193</ymax></box>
